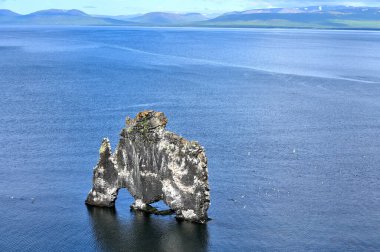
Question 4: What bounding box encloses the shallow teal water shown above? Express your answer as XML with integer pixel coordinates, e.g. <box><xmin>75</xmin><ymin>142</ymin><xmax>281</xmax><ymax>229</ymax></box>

<box><xmin>1</xmin><ymin>27</ymin><xmax>380</xmax><ymax>251</ymax></box>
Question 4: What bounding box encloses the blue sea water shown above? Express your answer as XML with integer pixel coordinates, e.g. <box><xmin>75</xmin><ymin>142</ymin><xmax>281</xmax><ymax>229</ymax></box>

<box><xmin>1</xmin><ymin>26</ymin><xmax>380</xmax><ymax>251</ymax></box>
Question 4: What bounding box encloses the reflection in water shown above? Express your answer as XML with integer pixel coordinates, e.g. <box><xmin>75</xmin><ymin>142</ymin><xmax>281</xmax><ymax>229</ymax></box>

<box><xmin>87</xmin><ymin>206</ymin><xmax>209</xmax><ymax>252</ymax></box>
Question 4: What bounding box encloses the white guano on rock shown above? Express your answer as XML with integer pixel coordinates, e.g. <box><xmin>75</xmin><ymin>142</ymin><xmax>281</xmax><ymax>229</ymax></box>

<box><xmin>85</xmin><ymin>110</ymin><xmax>210</xmax><ymax>223</ymax></box>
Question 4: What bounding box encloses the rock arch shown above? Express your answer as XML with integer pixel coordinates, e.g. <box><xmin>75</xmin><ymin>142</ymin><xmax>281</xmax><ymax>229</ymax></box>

<box><xmin>85</xmin><ymin>111</ymin><xmax>210</xmax><ymax>223</ymax></box>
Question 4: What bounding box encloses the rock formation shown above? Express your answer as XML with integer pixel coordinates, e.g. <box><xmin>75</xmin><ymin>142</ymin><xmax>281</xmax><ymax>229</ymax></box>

<box><xmin>85</xmin><ymin>111</ymin><xmax>210</xmax><ymax>223</ymax></box>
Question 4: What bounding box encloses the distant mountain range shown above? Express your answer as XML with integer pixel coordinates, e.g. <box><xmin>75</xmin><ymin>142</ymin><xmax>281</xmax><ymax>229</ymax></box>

<box><xmin>0</xmin><ymin>9</ymin><xmax>135</xmax><ymax>25</ymax></box>
<box><xmin>130</xmin><ymin>12</ymin><xmax>209</xmax><ymax>25</ymax></box>
<box><xmin>202</xmin><ymin>5</ymin><xmax>380</xmax><ymax>29</ymax></box>
<box><xmin>1</xmin><ymin>6</ymin><xmax>380</xmax><ymax>29</ymax></box>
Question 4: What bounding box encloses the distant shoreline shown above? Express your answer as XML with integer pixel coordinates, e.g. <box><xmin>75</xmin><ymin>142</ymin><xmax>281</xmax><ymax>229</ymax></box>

<box><xmin>1</xmin><ymin>24</ymin><xmax>380</xmax><ymax>32</ymax></box>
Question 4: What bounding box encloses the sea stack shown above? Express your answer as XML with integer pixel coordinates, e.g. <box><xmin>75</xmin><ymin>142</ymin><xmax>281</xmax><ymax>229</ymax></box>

<box><xmin>85</xmin><ymin>111</ymin><xmax>210</xmax><ymax>223</ymax></box>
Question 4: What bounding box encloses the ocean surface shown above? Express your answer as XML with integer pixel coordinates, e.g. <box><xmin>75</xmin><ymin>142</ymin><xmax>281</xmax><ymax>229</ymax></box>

<box><xmin>1</xmin><ymin>26</ymin><xmax>380</xmax><ymax>251</ymax></box>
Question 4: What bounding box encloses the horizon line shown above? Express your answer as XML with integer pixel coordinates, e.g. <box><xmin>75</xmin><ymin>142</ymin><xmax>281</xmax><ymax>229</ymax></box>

<box><xmin>1</xmin><ymin>4</ymin><xmax>377</xmax><ymax>16</ymax></box>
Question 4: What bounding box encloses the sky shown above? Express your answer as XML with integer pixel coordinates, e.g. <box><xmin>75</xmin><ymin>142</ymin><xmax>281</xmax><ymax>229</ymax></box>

<box><xmin>1</xmin><ymin>0</ymin><xmax>380</xmax><ymax>15</ymax></box>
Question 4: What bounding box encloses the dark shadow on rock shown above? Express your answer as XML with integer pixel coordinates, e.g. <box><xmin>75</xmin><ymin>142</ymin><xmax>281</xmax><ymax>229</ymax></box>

<box><xmin>86</xmin><ymin>205</ymin><xmax>209</xmax><ymax>252</ymax></box>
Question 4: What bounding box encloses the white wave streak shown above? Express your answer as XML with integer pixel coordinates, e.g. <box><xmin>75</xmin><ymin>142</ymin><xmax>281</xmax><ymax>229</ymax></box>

<box><xmin>103</xmin><ymin>44</ymin><xmax>379</xmax><ymax>85</ymax></box>
<box><xmin>100</xmin><ymin>102</ymin><xmax>171</xmax><ymax>112</ymax></box>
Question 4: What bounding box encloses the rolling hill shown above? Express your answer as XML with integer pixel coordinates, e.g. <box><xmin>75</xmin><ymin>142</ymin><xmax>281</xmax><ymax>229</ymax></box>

<box><xmin>129</xmin><ymin>12</ymin><xmax>209</xmax><ymax>25</ymax></box>
<box><xmin>200</xmin><ymin>6</ymin><xmax>380</xmax><ymax>29</ymax></box>
<box><xmin>0</xmin><ymin>9</ymin><xmax>21</xmax><ymax>16</ymax></box>
<box><xmin>0</xmin><ymin>9</ymin><xmax>136</xmax><ymax>26</ymax></box>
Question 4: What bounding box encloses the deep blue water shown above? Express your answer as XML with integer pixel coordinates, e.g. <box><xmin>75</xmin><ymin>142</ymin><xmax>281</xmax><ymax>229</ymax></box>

<box><xmin>1</xmin><ymin>26</ymin><xmax>380</xmax><ymax>251</ymax></box>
